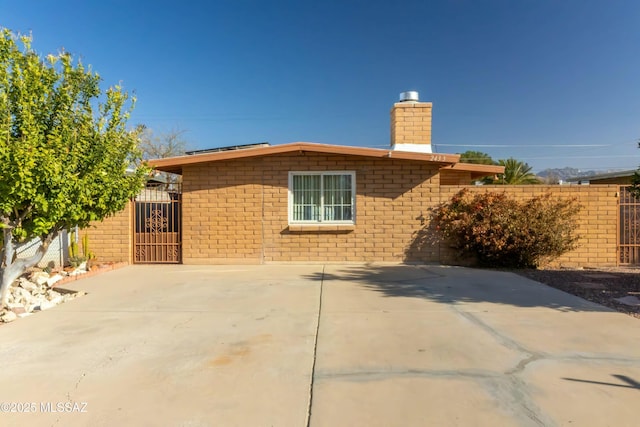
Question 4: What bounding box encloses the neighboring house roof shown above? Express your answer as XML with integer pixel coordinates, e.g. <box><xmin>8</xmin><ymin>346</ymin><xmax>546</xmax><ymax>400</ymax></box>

<box><xmin>149</xmin><ymin>142</ymin><xmax>504</xmax><ymax>178</ymax></box>
<box><xmin>565</xmin><ymin>169</ymin><xmax>636</xmax><ymax>184</ymax></box>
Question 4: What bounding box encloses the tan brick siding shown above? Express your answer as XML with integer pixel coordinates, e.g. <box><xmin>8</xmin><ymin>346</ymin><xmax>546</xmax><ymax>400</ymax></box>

<box><xmin>83</xmin><ymin>201</ymin><xmax>132</xmax><ymax>263</ymax></box>
<box><xmin>181</xmin><ymin>153</ymin><xmax>441</xmax><ymax>264</ymax></box>
<box><xmin>390</xmin><ymin>102</ymin><xmax>432</xmax><ymax>146</ymax></box>
<box><xmin>438</xmin><ymin>185</ymin><xmax>619</xmax><ymax>268</ymax></box>
<box><xmin>181</xmin><ymin>159</ymin><xmax>263</xmax><ymax>264</ymax></box>
<box><xmin>87</xmin><ymin>156</ymin><xmax>623</xmax><ymax>268</ymax></box>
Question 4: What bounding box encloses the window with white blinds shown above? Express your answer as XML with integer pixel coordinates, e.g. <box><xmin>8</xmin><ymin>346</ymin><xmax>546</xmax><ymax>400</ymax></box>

<box><xmin>288</xmin><ymin>171</ymin><xmax>355</xmax><ymax>224</ymax></box>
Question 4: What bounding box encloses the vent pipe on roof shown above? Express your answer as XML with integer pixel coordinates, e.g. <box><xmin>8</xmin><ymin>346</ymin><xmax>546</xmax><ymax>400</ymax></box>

<box><xmin>399</xmin><ymin>91</ymin><xmax>419</xmax><ymax>102</ymax></box>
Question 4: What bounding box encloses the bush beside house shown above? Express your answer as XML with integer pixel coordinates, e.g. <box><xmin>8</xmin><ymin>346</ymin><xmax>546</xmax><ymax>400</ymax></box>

<box><xmin>432</xmin><ymin>189</ymin><xmax>581</xmax><ymax>268</ymax></box>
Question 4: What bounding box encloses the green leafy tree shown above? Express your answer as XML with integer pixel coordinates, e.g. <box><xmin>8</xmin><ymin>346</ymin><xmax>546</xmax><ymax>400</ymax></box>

<box><xmin>493</xmin><ymin>158</ymin><xmax>540</xmax><ymax>184</ymax></box>
<box><xmin>459</xmin><ymin>150</ymin><xmax>497</xmax><ymax>165</ymax></box>
<box><xmin>0</xmin><ymin>29</ymin><xmax>149</xmax><ymax>307</ymax></box>
<box><xmin>458</xmin><ymin>151</ymin><xmax>498</xmax><ymax>184</ymax></box>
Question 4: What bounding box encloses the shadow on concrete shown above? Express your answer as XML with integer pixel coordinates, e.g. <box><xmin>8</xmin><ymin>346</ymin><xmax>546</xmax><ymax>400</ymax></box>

<box><xmin>563</xmin><ymin>374</ymin><xmax>640</xmax><ymax>390</ymax></box>
<box><xmin>304</xmin><ymin>264</ymin><xmax>611</xmax><ymax>312</ymax></box>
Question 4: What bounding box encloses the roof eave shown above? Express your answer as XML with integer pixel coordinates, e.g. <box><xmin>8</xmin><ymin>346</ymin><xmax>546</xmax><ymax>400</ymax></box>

<box><xmin>440</xmin><ymin>163</ymin><xmax>505</xmax><ymax>178</ymax></box>
<box><xmin>149</xmin><ymin>142</ymin><xmax>461</xmax><ymax>174</ymax></box>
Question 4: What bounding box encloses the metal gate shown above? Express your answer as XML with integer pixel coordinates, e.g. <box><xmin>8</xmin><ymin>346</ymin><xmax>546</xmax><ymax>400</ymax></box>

<box><xmin>618</xmin><ymin>186</ymin><xmax>640</xmax><ymax>265</ymax></box>
<box><xmin>134</xmin><ymin>183</ymin><xmax>182</xmax><ymax>263</ymax></box>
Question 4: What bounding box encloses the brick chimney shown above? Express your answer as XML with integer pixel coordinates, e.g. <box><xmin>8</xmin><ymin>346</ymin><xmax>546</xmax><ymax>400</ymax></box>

<box><xmin>390</xmin><ymin>91</ymin><xmax>432</xmax><ymax>153</ymax></box>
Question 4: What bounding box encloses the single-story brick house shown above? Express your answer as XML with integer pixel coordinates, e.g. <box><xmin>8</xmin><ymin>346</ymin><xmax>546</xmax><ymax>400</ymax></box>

<box><xmin>142</xmin><ymin>94</ymin><xmax>502</xmax><ymax>264</ymax></box>
<box><xmin>85</xmin><ymin>93</ymin><xmax>628</xmax><ymax>267</ymax></box>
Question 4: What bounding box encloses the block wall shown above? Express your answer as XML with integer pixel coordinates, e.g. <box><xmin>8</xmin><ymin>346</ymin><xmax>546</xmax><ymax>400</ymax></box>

<box><xmin>438</xmin><ymin>185</ymin><xmax>619</xmax><ymax>268</ymax></box>
<box><xmin>83</xmin><ymin>201</ymin><xmax>133</xmax><ymax>263</ymax></box>
<box><xmin>180</xmin><ymin>153</ymin><xmax>441</xmax><ymax>264</ymax></box>
<box><xmin>181</xmin><ymin>159</ymin><xmax>264</xmax><ymax>264</ymax></box>
<box><xmin>85</xmin><ymin>162</ymin><xmax>623</xmax><ymax>268</ymax></box>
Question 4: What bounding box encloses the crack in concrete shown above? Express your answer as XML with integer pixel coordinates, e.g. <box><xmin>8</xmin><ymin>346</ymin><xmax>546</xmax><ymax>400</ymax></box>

<box><xmin>451</xmin><ymin>307</ymin><xmax>554</xmax><ymax>427</ymax></box>
<box><xmin>63</xmin><ymin>344</ymin><xmax>131</xmax><ymax>416</ymax></box>
<box><xmin>305</xmin><ymin>270</ymin><xmax>639</xmax><ymax>426</ymax></box>
<box><xmin>313</xmin><ymin>368</ymin><xmax>553</xmax><ymax>426</ymax></box>
<box><xmin>505</xmin><ymin>353</ymin><xmax>542</xmax><ymax>376</ymax></box>
<box><xmin>305</xmin><ymin>266</ymin><xmax>324</xmax><ymax>427</ymax></box>
<box><xmin>455</xmin><ymin>308</ymin><xmax>536</xmax><ymax>356</ymax></box>
<box><xmin>315</xmin><ymin>368</ymin><xmax>501</xmax><ymax>381</ymax></box>
<box><xmin>490</xmin><ymin>375</ymin><xmax>552</xmax><ymax>427</ymax></box>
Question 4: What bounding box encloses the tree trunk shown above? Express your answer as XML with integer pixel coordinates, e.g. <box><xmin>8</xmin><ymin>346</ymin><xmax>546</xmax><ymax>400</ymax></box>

<box><xmin>0</xmin><ymin>232</ymin><xmax>56</xmax><ymax>308</ymax></box>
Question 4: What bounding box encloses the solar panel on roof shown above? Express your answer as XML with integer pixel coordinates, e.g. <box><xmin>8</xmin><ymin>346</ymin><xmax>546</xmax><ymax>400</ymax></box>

<box><xmin>185</xmin><ymin>142</ymin><xmax>270</xmax><ymax>155</ymax></box>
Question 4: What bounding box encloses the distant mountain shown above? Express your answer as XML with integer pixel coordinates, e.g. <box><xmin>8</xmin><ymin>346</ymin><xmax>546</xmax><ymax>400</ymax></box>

<box><xmin>536</xmin><ymin>167</ymin><xmax>599</xmax><ymax>181</ymax></box>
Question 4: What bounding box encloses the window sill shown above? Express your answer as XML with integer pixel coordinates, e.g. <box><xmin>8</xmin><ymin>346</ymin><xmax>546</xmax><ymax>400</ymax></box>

<box><xmin>288</xmin><ymin>224</ymin><xmax>355</xmax><ymax>232</ymax></box>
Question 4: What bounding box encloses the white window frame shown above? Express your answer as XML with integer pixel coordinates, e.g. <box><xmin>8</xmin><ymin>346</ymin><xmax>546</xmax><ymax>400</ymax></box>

<box><xmin>288</xmin><ymin>171</ymin><xmax>356</xmax><ymax>224</ymax></box>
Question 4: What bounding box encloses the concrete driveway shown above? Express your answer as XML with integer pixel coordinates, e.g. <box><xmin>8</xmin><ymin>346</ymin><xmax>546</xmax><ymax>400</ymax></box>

<box><xmin>1</xmin><ymin>264</ymin><xmax>639</xmax><ymax>426</ymax></box>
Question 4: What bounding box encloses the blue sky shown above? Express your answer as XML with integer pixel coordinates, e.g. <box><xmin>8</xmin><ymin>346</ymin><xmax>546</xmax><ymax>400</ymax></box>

<box><xmin>3</xmin><ymin>0</ymin><xmax>640</xmax><ymax>172</ymax></box>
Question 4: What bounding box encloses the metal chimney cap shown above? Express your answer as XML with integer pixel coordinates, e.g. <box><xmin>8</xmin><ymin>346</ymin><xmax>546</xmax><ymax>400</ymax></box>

<box><xmin>399</xmin><ymin>91</ymin><xmax>419</xmax><ymax>102</ymax></box>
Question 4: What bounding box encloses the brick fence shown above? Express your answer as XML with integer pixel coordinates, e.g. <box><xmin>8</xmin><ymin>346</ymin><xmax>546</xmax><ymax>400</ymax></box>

<box><xmin>438</xmin><ymin>185</ymin><xmax>619</xmax><ymax>268</ymax></box>
<box><xmin>83</xmin><ymin>201</ymin><xmax>133</xmax><ymax>265</ymax></box>
<box><xmin>82</xmin><ymin>175</ymin><xmax>622</xmax><ymax>268</ymax></box>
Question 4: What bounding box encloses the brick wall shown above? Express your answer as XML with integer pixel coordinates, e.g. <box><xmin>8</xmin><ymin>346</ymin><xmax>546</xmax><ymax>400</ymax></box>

<box><xmin>181</xmin><ymin>159</ymin><xmax>263</xmax><ymax>264</ymax></box>
<box><xmin>390</xmin><ymin>101</ymin><xmax>432</xmax><ymax>147</ymax></box>
<box><xmin>86</xmin><ymin>157</ymin><xmax>623</xmax><ymax>268</ymax></box>
<box><xmin>438</xmin><ymin>185</ymin><xmax>619</xmax><ymax>268</ymax></box>
<box><xmin>181</xmin><ymin>152</ymin><xmax>442</xmax><ymax>264</ymax></box>
<box><xmin>83</xmin><ymin>201</ymin><xmax>132</xmax><ymax>263</ymax></box>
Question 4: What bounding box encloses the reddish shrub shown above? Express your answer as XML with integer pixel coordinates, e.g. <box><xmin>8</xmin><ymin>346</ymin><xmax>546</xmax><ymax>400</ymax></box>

<box><xmin>432</xmin><ymin>189</ymin><xmax>581</xmax><ymax>268</ymax></box>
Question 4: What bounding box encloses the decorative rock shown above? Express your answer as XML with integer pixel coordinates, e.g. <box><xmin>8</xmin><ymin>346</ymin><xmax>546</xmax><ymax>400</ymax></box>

<box><xmin>18</xmin><ymin>277</ymin><xmax>38</xmax><ymax>292</ymax></box>
<box><xmin>69</xmin><ymin>264</ymin><xmax>88</xmax><ymax>276</ymax></box>
<box><xmin>39</xmin><ymin>300</ymin><xmax>56</xmax><ymax>311</ymax></box>
<box><xmin>48</xmin><ymin>294</ymin><xmax>64</xmax><ymax>306</ymax></box>
<box><xmin>0</xmin><ymin>310</ymin><xmax>17</xmax><ymax>322</ymax></box>
<box><xmin>14</xmin><ymin>287</ymin><xmax>31</xmax><ymax>300</ymax></box>
<box><xmin>27</xmin><ymin>295</ymin><xmax>47</xmax><ymax>312</ymax></box>
<box><xmin>9</xmin><ymin>305</ymin><xmax>27</xmax><ymax>315</ymax></box>
<box><xmin>31</xmin><ymin>272</ymin><xmax>50</xmax><ymax>286</ymax></box>
<box><xmin>46</xmin><ymin>274</ymin><xmax>64</xmax><ymax>287</ymax></box>
<box><xmin>4</xmin><ymin>270</ymin><xmax>82</xmax><ymax>321</ymax></box>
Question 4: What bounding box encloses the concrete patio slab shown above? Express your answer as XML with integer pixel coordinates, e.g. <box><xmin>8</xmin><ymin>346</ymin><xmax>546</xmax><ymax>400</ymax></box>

<box><xmin>314</xmin><ymin>311</ymin><xmax>522</xmax><ymax>373</ymax></box>
<box><xmin>310</xmin><ymin>377</ymin><xmax>520</xmax><ymax>426</ymax></box>
<box><xmin>0</xmin><ymin>265</ymin><xmax>322</xmax><ymax>427</ymax></box>
<box><xmin>310</xmin><ymin>265</ymin><xmax>640</xmax><ymax>427</ymax></box>
<box><xmin>0</xmin><ymin>263</ymin><xmax>639</xmax><ymax>427</ymax></box>
<box><xmin>522</xmin><ymin>361</ymin><xmax>640</xmax><ymax>426</ymax></box>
